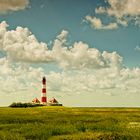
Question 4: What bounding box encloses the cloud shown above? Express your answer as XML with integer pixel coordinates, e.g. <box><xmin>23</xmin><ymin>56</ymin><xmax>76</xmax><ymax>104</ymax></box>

<box><xmin>0</xmin><ymin>57</ymin><xmax>44</xmax><ymax>96</ymax></box>
<box><xmin>53</xmin><ymin>40</ymin><xmax>122</xmax><ymax>70</ymax></box>
<box><xmin>0</xmin><ymin>21</ymin><xmax>140</xmax><ymax>106</ymax></box>
<box><xmin>0</xmin><ymin>23</ymin><xmax>122</xmax><ymax>70</ymax></box>
<box><xmin>46</xmin><ymin>67</ymin><xmax>140</xmax><ymax>97</ymax></box>
<box><xmin>0</xmin><ymin>21</ymin><xmax>53</xmax><ymax>63</ymax></box>
<box><xmin>96</xmin><ymin>0</ymin><xmax>140</xmax><ymax>18</ymax></box>
<box><xmin>85</xmin><ymin>0</ymin><xmax>140</xmax><ymax>30</ymax></box>
<box><xmin>85</xmin><ymin>15</ymin><xmax>118</xmax><ymax>30</ymax></box>
<box><xmin>52</xmin><ymin>29</ymin><xmax>122</xmax><ymax>70</ymax></box>
<box><xmin>0</xmin><ymin>0</ymin><xmax>29</xmax><ymax>14</ymax></box>
<box><xmin>95</xmin><ymin>0</ymin><xmax>140</xmax><ymax>27</ymax></box>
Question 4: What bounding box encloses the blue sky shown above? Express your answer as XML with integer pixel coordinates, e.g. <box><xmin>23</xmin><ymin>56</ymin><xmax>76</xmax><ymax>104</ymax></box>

<box><xmin>0</xmin><ymin>0</ymin><xmax>140</xmax><ymax>106</ymax></box>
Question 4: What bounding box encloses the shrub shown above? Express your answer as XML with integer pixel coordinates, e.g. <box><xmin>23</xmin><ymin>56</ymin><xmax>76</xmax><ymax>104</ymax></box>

<box><xmin>9</xmin><ymin>102</ymin><xmax>44</xmax><ymax>108</ymax></box>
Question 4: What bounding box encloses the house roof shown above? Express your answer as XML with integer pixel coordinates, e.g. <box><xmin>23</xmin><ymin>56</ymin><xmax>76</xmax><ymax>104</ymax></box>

<box><xmin>48</xmin><ymin>97</ymin><xmax>58</xmax><ymax>103</ymax></box>
<box><xmin>32</xmin><ymin>98</ymin><xmax>40</xmax><ymax>103</ymax></box>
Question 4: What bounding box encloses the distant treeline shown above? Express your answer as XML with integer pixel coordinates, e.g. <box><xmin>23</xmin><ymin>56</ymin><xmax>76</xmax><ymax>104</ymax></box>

<box><xmin>9</xmin><ymin>102</ymin><xmax>44</xmax><ymax>108</ymax></box>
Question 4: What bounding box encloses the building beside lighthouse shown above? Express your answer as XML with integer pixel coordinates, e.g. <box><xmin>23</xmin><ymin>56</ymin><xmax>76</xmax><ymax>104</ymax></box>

<box><xmin>32</xmin><ymin>76</ymin><xmax>62</xmax><ymax>106</ymax></box>
<box><xmin>32</xmin><ymin>98</ymin><xmax>40</xmax><ymax>104</ymax></box>
<box><xmin>47</xmin><ymin>97</ymin><xmax>62</xmax><ymax>106</ymax></box>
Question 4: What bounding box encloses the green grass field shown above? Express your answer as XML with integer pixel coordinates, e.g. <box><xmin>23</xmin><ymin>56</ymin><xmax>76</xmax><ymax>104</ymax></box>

<box><xmin>0</xmin><ymin>107</ymin><xmax>140</xmax><ymax>140</ymax></box>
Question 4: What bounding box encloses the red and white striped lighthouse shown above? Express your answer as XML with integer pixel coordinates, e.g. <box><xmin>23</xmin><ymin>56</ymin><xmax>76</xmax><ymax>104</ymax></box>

<box><xmin>41</xmin><ymin>77</ymin><xmax>47</xmax><ymax>104</ymax></box>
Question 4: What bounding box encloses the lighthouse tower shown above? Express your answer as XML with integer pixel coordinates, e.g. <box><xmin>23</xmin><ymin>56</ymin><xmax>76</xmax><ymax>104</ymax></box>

<box><xmin>41</xmin><ymin>77</ymin><xmax>47</xmax><ymax>104</ymax></box>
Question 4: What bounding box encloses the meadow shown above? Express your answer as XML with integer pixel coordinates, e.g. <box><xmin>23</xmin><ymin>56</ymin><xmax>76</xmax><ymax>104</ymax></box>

<box><xmin>0</xmin><ymin>107</ymin><xmax>140</xmax><ymax>140</ymax></box>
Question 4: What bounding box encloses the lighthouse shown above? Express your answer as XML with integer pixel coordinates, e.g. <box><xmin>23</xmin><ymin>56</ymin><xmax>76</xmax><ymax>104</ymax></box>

<box><xmin>41</xmin><ymin>77</ymin><xmax>47</xmax><ymax>104</ymax></box>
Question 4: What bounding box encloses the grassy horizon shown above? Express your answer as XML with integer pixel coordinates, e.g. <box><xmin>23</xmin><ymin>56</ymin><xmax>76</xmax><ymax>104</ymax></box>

<box><xmin>0</xmin><ymin>107</ymin><xmax>140</xmax><ymax>140</ymax></box>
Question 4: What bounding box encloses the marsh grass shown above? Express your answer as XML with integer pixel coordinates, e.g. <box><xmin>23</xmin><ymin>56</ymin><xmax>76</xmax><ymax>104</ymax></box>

<box><xmin>0</xmin><ymin>107</ymin><xmax>140</xmax><ymax>139</ymax></box>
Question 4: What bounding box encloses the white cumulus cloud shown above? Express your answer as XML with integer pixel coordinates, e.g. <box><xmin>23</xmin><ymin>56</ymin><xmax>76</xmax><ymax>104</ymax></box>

<box><xmin>0</xmin><ymin>57</ymin><xmax>44</xmax><ymax>100</ymax></box>
<box><xmin>95</xmin><ymin>0</ymin><xmax>140</xmax><ymax>27</ymax></box>
<box><xmin>85</xmin><ymin>0</ymin><xmax>140</xmax><ymax>30</ymax></box>
<box><xmin>0</xmin><ymin>0</ymin><xmax>29</xmax><ymax>14</ymax></box>
<box><xmin>0</xmin><ymin>23</ymin><xmax>122</xmax><ymax>70</ymax></box>
<box><xmin>46</xmin><ymin>67</ymin><xmax>140</xmax><ymax>97</ymax></box>
<box><xmin>0</xmin><ymin>21</ymin><xmax>53</xmax><ymax>63</ymax></box>
<box><xmin>52</xmin><ymin>30</ymin><xmax>122</xmax><ymax>69</ymax></box>
<box><xmin>0</xmin><ymin>21</ymin><xmax>140</xmax><ymax>106</ymax></box>
<box><xmin>85</xmin><ymin>15</ymin><xmax>118</xmax><ymax>30</ymax></box>
<box><xmin>96</xmin><ymin>0</ymin><xmax>140</xmax><ymax>18</ymax></box>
